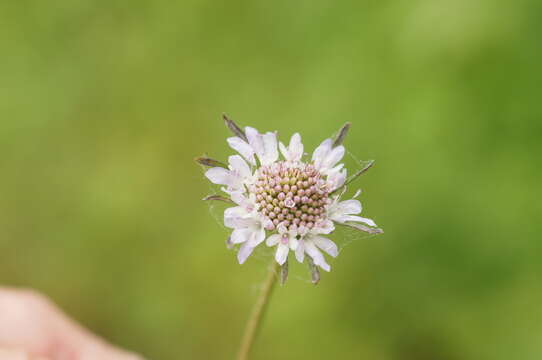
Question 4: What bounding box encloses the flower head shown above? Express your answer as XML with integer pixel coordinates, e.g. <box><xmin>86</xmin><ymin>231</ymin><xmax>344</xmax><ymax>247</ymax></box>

<box><xmin>198</xmin><ymin>115</ymin><xmax>383</xmax><ymax>283</ymax></box>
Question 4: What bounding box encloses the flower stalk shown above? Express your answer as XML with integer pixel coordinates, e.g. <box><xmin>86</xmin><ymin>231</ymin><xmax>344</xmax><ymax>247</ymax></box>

<box><xmin>199</xmin><ymin>116</ymin><xmax>384</xmax><ymax>359</ymax></box>
<box><xmin>237</xmin><ymin>260</ymin><xmax>280</xmax><ymax>360</ymax></box>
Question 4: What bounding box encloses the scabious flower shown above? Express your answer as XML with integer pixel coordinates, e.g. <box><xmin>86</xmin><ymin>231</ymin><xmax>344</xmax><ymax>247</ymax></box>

<box><xmin>197</xmin><ymin>116</ymin><xmax>382</xmax><ymax>283</ymax></box>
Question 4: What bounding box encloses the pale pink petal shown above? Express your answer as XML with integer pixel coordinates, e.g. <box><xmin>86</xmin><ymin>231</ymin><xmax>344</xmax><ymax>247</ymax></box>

<box><xmin>327</xmin><ymin>167</ymin><xmax>347</xmax><ymax>190</ymax></box>
<box><xmin>247</xmin><ymin>227</ymin><xmax>266</xmax><ymax>247</ymax></box>
<box><xmin>205</xmin><ymin>167</ymin><xmax>230</xmax><ymax>186</ymax></box>
<box><xmin>340</xmin><ymin>215</ymin><xmax>377</xmax><ymax>227</ymax></box>
<box><xmin>337</xmin><ymin>169</ymin><xmax>347</xmax><ymax>188</ymax></box>
<box><xmin>287</xmin><ymin>133</ymin><xmax>303</xmax><ymax>162</ymax></box>
<box><xmin>237</xmin><ymin>242</ymin><xmax>255</xmax><ymax>264</ymax></box>
<box><xmin>357</xmin><ymin>216</ymin><xmax>376</xmax><ymax>227</ymax></box>
<box><xmin>327</xmin><ymin>163</ymin><xmax>345</xmax><ymax>174</ymax></box>
<box><xmin>224</xmin><ymin>207</ymin><xmax>253</xmax><ymax>229</ymax></box>
<box><xmin>335</xmin><ymin>199</ymin><xmax>362</xmax><ymax>215</ymax></box>
<box><xmin>311</xmin><ymin>219</ymin><xmax>335</xmax><ymax>235</ymax></box>
<box><xmin>261</xmin><ymin>132</ymin><xmax>278</xmax><ymax>165</ymax></box>
<box><xmin>288</xmin><ymin>237</ymin><xmax>299</xmax><ymax>251</ymax></box>
<box><xmin>304</xmin><ymin>241</ymin><xmax>331</xmax><ymax>272</ymax></box>
<box><xmin>275</xmin><ymin>243</ymin><xmax>289</xmax><ymax>265</ymax></box>
<box><xmin>312</xmin><ymin>236</ymin><xmax>339</xmax><ymax>257</ymax></box>
<box><xmin>227</xmin><ymin>137</ymin><xmax>256</xmax><ymax>165</ymax></box>
<box><xmin>245</xmin><ymin>127</ymin><xmax>264</xmax><ymax>157</ymax></box>
<box><xmin>312</xmin><ymin>138</ymin><xmax>332</xmax><ymax>168</ymax></box>
<box><xmin>228</xmin><ymin>155</ymin><xmax>252</xmax><ymax>179</ymax></box>
<box><xmin>295</xmin><ymin>240</ymin><xmax>305</xmax><ymax>262</ymax></box>
<box><xmin>279</xmin><ymin>141</ymin><xmax>289</xmax><ymax>160</ymax></box>
<box><xmin>329</xmin><ymin>214</ymin><xmax>348</xmax><ymax>223</ymax></box>
<box><xmin>266</xmin><ymin>234</ymin><xmax>281</xmax><ymax>246</ymax></box>
<box><xmin>230</xmin><ymin>228</ymin><xmax>252</xmax><ymax>244</ymax></box>
<box><xmin>228</xmin><ymin>191</ymin><xmax>247</xmax><ymax>205</ymax></box>
<box><xmin>321</xmin><ymin>145</ymin><xmax>345</xmax><ymax>170</ymax></box>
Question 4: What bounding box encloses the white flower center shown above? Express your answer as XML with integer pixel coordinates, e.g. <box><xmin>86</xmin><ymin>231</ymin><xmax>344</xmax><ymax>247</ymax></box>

<box><xmin>251</xmin><ymin>161</ymin><xmax>330</xmax><ymax>234</ymax></box>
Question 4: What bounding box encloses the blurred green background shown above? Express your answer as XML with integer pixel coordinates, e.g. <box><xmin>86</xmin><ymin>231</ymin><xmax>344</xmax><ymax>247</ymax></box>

<box><xmin>1</xmin><ymin>1</ymin><xmax>541</xmax><ymax>359</ymax></box>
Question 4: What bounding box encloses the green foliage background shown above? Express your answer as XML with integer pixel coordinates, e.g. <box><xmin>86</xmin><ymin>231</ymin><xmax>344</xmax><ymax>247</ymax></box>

<box><xmin>1</xmin><ymin>1</ymin><xmax>541</xmax><ymax>359</ymax></box>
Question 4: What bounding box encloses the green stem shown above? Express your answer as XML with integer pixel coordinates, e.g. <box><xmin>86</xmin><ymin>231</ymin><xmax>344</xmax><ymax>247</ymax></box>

<box><xmin>236</xmin><ymin>260</ymin><xmax>280</xmax><ymax>360</ymax></box>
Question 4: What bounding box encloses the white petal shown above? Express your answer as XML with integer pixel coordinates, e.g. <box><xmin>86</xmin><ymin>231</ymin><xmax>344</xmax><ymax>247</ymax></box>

<box><xmin>311</xmin><ymin>219</ymin><xmax>335</xmax><ymax>235</ymax></box>
<box><xmin>287</xmin><ymin>133</ymin><xmax>303</xmax><ymax>162</ymax></box>
<box><xmin>288</xmin><ymin>237</ymin><xmax>299</xmax><ymax>251</ymax></box>
<box><xmin>226</xmin><ymin>192</ymin><xmax>259</xmax><ymax>214</ymax></box>
<box><xmin>275</xmin><ymin>243</ymin><xmax>289</xmax><ymax>265</ymax></box>
<box><xmin>321</xmin><ymin>145</ymin><xmax>345</xmax><ymax>171</ymax></box>
<box><xmin>228</xmin><ymin>191</ymin><xmax>246</xmax><ymax>205</ymax></box>
<box><xmin>335</xmin><ymin>199</ymin><xmax>362</xmax><ymax>215</ymax></box>
<box><xmin>261</xmin><ymin>132</ymin><xmax>278</xmax><ymax>165</ymax></box>
<box><xmin>224</xmin><ymin>206</ymin><xmax>253</xmax><ymax>229</ymax></box>
<box><xmin>357</xmin><ymin>216</ymin><xmax>376</xmax><ymax>227</ymax></box>
<box><xmin>237</xmin><ymin>242</ymin><xmax>255</xmax><ymax>264</ymax></box>
<box><xmin>327</xmin><ymin>168</ymin><xmax>347</xmax><ymax>190</ymax></box>
<box><xmin>245</xmin><ymin>127</ymin><xmax>264</xmax><ymax>157</ymax></box>
<box><xmin>247</xmin><ymin>227</ymin><xmax>266</xmax><ymax>247</ymax></box>
<box><xmin>279</xmin><ymin>141</ymin><xmax>289</xmax><ymax>160</ymax></box>
<box><xmin>230</xmin><ymin>228</ymin><xmax>251</xmax><ymax>244</ymax></box>
<box><xmin>266</xmin><ymin>234</ymin><xmax>281</xmax><ymax>246</ymax></box>
<box><xmin>304</xmin><ymin>240</ymin><xmax>331</xmax><ymax>272</ymax></box>
<box><xmin>312</xmin><ymin>236</ymin><xmax>339</xmax><ymax>257</ymax></box>
<box><xmin>327</xmin><ymin>163</ymin><xmax>344</xmax><ymax>175</ymax></box>
<box><xmin>295</xmin><ymin>240</ymin><xmax>305</xmax><ymax>262</ymax></box>
<box><xmin>205</xmin><ymin>167</ymin><xmax>231</xmax><ymax>186</ymax></box>
<box><xmin>227</xmin><ymin>137</ymin><xmax>256</xmax><ymax>165</ymax></box>
<box><xmin>337</xmin><ymin>169</ymin><xmax>347</xmax><ymax>188</ymax></box>
<box><xmin>319</xmin><ymin>260</ymin><xmax>331</xmax><ymax>272</ymax></box>
<box><xmin>341</xmin><ymin>215</ymin><xmax>377</xmax><ymax>227</ymax></box>
<box><xmin>228</xmin><ymin>155</ymin><xmax>252</xmax><ymax>179</ymax></box>
<box><xmin>312</xmin><ymin>138</ymin><xmax>332</xmax><ymax>167</ymax></box>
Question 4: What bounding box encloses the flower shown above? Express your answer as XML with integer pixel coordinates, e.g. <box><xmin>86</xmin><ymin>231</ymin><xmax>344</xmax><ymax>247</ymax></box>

<box><xmin>198</xmin><ymin>115</ymin><xmax>383</xmax><ymax>283</ymax></box>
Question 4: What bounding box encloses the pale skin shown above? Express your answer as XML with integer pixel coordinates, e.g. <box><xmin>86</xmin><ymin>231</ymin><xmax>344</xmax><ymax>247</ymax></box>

<box><xmin>0</xmin><ymin>288</ymin><xmax>142</xmax><ymax>360</ymax></box>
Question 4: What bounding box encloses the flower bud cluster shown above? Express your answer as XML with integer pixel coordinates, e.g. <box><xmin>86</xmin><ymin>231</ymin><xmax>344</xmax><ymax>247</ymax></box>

<box><xmin>250</xmin><ymin>161</ymin><xmax>330</xmax><ymax>233</ymax></box>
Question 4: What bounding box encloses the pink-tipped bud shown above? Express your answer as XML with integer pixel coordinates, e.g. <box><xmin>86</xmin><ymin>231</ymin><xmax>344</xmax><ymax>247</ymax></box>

<box><xmin>284</xmin><ymin>198</ymin><xmax>295</xmax><ymax>208</ymax></box>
